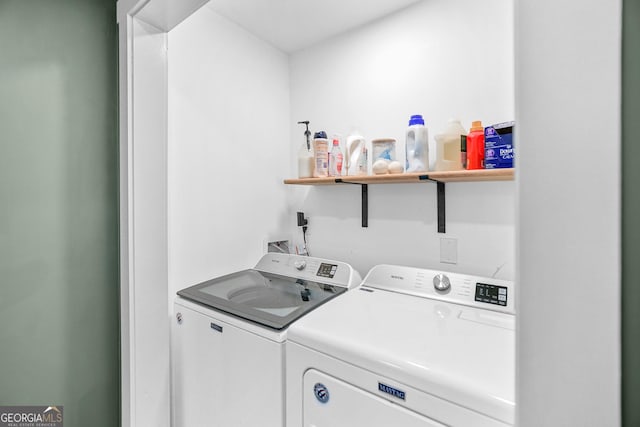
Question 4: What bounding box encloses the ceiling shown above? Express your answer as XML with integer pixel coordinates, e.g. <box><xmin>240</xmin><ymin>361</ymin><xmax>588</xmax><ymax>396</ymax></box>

<box><xmin>205</xmin><ymin>0</ymin><xmax>422</xmax><ymax>53</ymax></box>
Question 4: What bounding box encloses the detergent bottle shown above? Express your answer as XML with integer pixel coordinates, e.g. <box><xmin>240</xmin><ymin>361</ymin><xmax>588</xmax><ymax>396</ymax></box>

<box><xmin>434</xmin><ymin>119</ymin><xmax>466</xmax><ymax>171</ymax></box>
<box><xmin>466</xmin><ymin>120</ymin><xmax>485</xmax><ymax>170</ymax></box>
<box><xmin>405</xmin><ymin>115</ymin><xmax>429</xmax><ymax>172</ymax></box>
<box><xmin>345</xmin><ymin>130</ymin><xmax>365</xmax><ymax>176</ymax></box>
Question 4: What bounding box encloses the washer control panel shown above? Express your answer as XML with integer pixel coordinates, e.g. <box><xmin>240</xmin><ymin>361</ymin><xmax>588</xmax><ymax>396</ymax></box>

<box><xmin>254</xmin><ymin>253</ymin><xmax>359</xmax><ymax>289</ymax></box>
<box><xmin>316</xmin><ymin>263</ymin><xmax>338</xmax><ymax>279</ymax></box>
<box><xmin>361</xmin><ymin>264</ymin><xmax>514</xmax><ymax>314</ymax></box>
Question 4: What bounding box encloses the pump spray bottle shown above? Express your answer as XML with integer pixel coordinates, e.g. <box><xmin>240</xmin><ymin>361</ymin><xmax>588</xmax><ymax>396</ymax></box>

<box><xmin>297</xmin><ymin>121</ymin><xmax>314</xmax><ymax>178</ymax></box>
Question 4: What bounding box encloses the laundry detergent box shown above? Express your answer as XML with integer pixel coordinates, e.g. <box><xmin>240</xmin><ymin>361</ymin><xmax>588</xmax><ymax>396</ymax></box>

<box><xmin>484</xmin><ymin>121</ymin><xmax>514</xmax><ymax>169</ymax></box>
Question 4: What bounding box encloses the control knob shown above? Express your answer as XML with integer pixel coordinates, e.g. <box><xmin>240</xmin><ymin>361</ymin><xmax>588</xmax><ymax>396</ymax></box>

<box><xmin>433</xmin><ymin>274</ymin><xmax>451</xmax><ymax>292</ymax></box>
<box><xmin>294</xmin><ymin>260</ymin><xmax>307</xmax><ymax>271</ymax></box>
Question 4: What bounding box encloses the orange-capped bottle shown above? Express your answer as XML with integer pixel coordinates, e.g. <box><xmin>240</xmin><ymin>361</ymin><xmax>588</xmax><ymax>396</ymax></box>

<box><xmin>466</xmin><ymin>120</ymin><xmax>485</xmax><ymax>170</ymax></box>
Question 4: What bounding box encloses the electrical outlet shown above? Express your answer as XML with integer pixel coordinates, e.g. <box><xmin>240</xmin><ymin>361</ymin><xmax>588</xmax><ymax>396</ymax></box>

<box><xmin>440</xmin><ymin>238</ymin><xmax>457</xmax><ymax>264</ymax></box>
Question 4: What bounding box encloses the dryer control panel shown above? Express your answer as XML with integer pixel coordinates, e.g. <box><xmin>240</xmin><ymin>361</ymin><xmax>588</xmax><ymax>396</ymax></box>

<box><xmin>361</xmin><ymin>264</ymin><xmax>514</xmax><ymax>314</ymax></box>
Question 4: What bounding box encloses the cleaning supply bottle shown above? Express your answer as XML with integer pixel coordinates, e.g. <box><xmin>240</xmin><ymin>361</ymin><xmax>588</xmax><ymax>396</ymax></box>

<box><xmin>312</xmin><ymin>131</ymin><xmax>329</xmax><ymax>177</ymax></box>
<box><xmin>328</xmin><ymin>136</ymin><xmax>343</xmax><ymax>177</ymax></box>
<box><xmin>405</xmin><ymin>114</ymin><xmax>429</xmax><ymax>172</ymax></box>
<box><xmin>358</xmin><ymin>146</ymin><xmax>368</xmax><ymax>175</ymax></box>
<box><xmin>434</xmin><ymin>119</ymin><xmax>466</xmax><ymax>171</ymax></box>
<box><xmin>460</xmin><ymin>135</ymin><xmax>467</xmax><ymax>169</ymax></box>
<box><xmin>345</xmin><ymin>130</ymin><xmax>365</xmax><ymax>176</ymax></box>
<box><xmin>297</xmin><ymin>121</ymin><xmax>314</xmax><ymax>178</ymax></box>
<box><xmin>467</xmin><ymin>120</ymin><xmax>485</xmax><ymax>170</ymax></box>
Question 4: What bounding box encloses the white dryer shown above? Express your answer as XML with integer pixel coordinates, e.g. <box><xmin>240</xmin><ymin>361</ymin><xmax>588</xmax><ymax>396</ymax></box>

<box><xmin>172</xmin><ymin>253</ymin><xmax>360</xmax><ymax>427</ymax></box>
<box><xmin>286</xmin><ymin>264</ymin><xmax>515</xmax><ymax>427</ymax></box>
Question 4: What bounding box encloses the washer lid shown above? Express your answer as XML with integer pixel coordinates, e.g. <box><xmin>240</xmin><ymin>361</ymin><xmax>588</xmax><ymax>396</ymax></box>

<box><xmin>287</xmin><ymin>285</ymin><xmax>515</xmax><ymax>425</ymax></box>
<box><xmin>178</xmin><ymin>269</ymin><xmax>346</xmax><ymax>330</ymax></box>
<box><xmin>177</xmin><ymin>253</ymin><xmax>360</xmax><ymax>330</ymax></box>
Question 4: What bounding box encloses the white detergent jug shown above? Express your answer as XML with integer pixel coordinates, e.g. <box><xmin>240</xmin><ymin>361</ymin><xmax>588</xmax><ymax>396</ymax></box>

<box><xmin>434</xmin><ymin>119</ymin><xmax>467</xmax><ymax>171</ymax></box>
<box><xmin>345</xmin><ymin>131</ymin><xmax>366</xmax><ymax>176</ymax></box>
<box><xmin>405</xmin><ymin>115</ymin><xmax>429</xmax><ymax>172</ymax></box>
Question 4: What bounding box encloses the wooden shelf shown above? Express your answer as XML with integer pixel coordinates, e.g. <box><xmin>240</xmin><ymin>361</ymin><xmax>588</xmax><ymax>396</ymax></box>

<box><xmin>283</xmin><ymin>168</ymin><xmax>514</xmax><ymax>185</ymax></box>
<box><xmin>283</xmin><ymin>168</ymin><xmax>514</xmax><ymax>232</ymax></box>
<box><xmin>427</xmin><ymin>168</ymin><xmax>514</xmax><ymax>182</ymax></box>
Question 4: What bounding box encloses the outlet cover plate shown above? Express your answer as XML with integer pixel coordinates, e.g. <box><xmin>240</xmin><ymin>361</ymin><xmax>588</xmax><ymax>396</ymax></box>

<box><xmin>440</xmin><ymin>238</ymin><xmax>457</xmax><ymax>264</ymax></box>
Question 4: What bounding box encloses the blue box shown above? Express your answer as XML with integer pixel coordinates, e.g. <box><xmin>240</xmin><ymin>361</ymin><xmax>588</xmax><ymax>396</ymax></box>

<box><xmin>484</xmin><ymin>121</ymin><xmax>514</xmax><ymax>169</ymax></box>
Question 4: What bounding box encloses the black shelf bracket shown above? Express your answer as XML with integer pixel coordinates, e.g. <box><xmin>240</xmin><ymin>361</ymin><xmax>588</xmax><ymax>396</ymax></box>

<box><xmin>362</xmin><ymin>183</ymin><xmax>368</xmax><ymax>227</ymax></box>
<box><xmin>419</xmin><ymin>175</ymin><xmax>446</xmax><ymax>234</ymax></box>
<box><xmin>336</xmin><ymin>175</ymin><xmax>445</xmax><ymax>231</ymax></box>
<box><xmin>336</xmin><ymin>179</ymin><xmax>368</xmax><ymax>228</ymax></box>
<box><xmin>289</xmin><ymin>169</ymin><xmax>511</xmax><ymax>233</ymax></box>
<box><xmin>437</xmin><ymin>181</ymin><xmax>445</xmax><ymax>233</ymax></box>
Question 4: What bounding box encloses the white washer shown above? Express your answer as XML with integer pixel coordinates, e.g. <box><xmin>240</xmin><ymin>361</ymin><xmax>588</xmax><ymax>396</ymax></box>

<box><xmin>286</xmin><ymin>264</ymin><xmax>515</xmax><ymax>427</ymax></box>
<box><xmin>171</xmin><ymin>253</ymin><xmax>360</xmax><ymax>427</ymax></box>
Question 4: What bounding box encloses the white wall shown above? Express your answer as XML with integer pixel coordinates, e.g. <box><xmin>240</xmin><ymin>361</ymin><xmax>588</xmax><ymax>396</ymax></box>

<box><xmin>139</xmin><ymin>0</ymin><xmax>517</xmax><ymax>424</ymax></box>
<box><xmin>131</xmin><ymin>17</ymin><xmax>170</xmax><ymax>427</ymax></box>
<box><xmin>122</xmin><ymin>0</ymin><xmax>625</xmax><ymax>424</ymax></box>
<box><xmin>515</xmin><ymin>0</ymin><xmax>621</xmax><ymax>425</ymax></box>
<box><xmin>167</xmin><ymin>6</ymin><xmax>291</xmax><ymax>296</ymax></box>
<box><xmin>288</xmin><ymin>0</ymin><xmax>516</xmax><ymax>279</ymax></box>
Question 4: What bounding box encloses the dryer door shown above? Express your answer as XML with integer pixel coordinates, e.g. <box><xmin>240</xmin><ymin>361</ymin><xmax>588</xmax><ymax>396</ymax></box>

<box><xmin>303</xmin><ymin>369</ymin><xmax>445</xmax><ymax>427</ymax></box>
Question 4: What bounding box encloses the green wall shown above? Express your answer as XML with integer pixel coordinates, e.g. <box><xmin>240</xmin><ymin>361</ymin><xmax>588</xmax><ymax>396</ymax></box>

<box><xmin>0</xmin><ymin>1</ymin><xmax>119</xmax><ymax>425</ymax></box>
<box><xmin>623</xmin><ymin>0</ymin><xmax>640</xmax><ymax>425</ymax></box>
